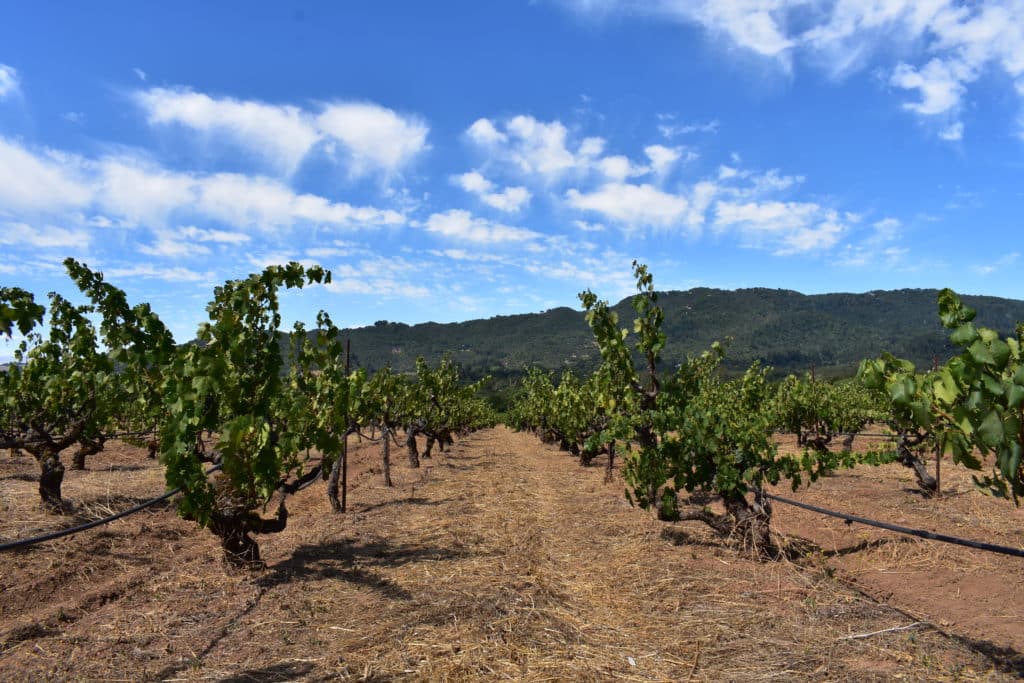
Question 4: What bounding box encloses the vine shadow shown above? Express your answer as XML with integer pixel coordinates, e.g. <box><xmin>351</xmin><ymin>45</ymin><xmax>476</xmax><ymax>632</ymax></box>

<box><xmin>659</xmin><ymin>526</ymin><xmax>731</xmax><ymax>551</ymax></box>
<box><xmin>216</xmin><ymin>661</ymin><xmax>315</xmax><ymax>683</ymax></box>
<box><xmin>356</xmin><ymin>496</ymin><xmax>454</xmax><ymax>514</ymax></box>
<box><xmin>953</xmin><ymin>635</ymin><xmax>1024</xmax><ymax>677</ymax></box>
<box><xmin>261</xmin><ymin>538</ymin><xmax>473</xmax><ymax>599</ymax></box>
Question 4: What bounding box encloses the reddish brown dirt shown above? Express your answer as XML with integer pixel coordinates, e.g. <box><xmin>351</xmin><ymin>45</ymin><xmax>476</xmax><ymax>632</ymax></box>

<box><xmin>0</xmin><ymin>428</ymin><xmax>1021</xmax><ymax>681</ymax></box>
<box><xmin>771</xmin><ymin>432</ymin><xmax>1024</xmax><ymax>657</ymax></box>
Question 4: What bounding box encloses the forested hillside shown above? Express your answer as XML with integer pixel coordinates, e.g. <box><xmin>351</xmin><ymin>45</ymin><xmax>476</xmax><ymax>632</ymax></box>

<box><xmin>336</xmin><ymin>287</ymin><xmax>1024</xmax><ymax>384</ymax></box>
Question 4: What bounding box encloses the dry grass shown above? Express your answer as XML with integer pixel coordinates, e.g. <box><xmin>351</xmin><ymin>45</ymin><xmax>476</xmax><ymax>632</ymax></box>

<box><xmin>0</xmin><ymin>429</ymin><xmax>1021</xmax><ymax>681</ymax></box>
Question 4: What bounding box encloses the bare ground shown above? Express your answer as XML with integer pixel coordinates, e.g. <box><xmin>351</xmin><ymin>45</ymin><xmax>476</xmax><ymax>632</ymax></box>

<box><xmin>0</xmin><ymin>428</ymin><xmax>1022</xmax><ymax>681</ymax></box>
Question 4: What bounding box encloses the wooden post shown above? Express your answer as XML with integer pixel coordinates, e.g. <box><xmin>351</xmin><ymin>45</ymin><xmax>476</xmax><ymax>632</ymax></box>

<box><xmin>935</xmin><ymin>444</ymin><xmax>941</xmax><ymax>499</ymax></box>
<box><xmin>341</xmin><ymin>338</ymin><xmax>350</xmax><ymax>513</ymax></box>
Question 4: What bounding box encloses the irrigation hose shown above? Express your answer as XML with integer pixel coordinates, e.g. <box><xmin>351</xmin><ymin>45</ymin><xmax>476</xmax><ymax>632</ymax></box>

<box><xmin>767</xmin><ymin>492</ymin><xmax>1024</xmax><ymax>558</ymax></box>
<box><xmin>0</xmin><ymin>463</ymin><xmax>223</xmax><ymax>552</ymax></box>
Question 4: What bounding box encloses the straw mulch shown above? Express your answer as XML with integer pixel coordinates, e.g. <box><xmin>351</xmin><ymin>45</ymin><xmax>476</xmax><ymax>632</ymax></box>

<box><xmin>0</xmin><ymin>428</ymin><xmax>1020</xmax><ymax>681</ymax></box>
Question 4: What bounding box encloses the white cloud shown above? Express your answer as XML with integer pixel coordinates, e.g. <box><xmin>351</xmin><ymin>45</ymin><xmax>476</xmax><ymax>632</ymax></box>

<box><xmin>715</xmin><ymin>164</ymin><xmax>804</xmax><ymax>195</ymax></box>
<box><xmin>505</xmin><ymin>115</ymin><xmax>580</xmax><ymax>179</ymax></box>
<box><xmin>138</xmin><ymin>225</ymin><xmax>251</xmax><ymax>258</ymax></box>
<box><xmin>573</xmin><ymin>219</ymin><xmax>606</xmax><ymax>232</ymax></box>
<box><xmin>138</xmin><ymin>231</ymin><xmax>211</xmax><ymax>259</ymax></box>
<box><xmin>245</xmin><ymin>251</ymin><xmax>302</xmax><ymax>270</ymax></box>
<box><xmin>0</xmin><ymin>138</ymin><xmax>92</xmax><ymax>213</ymax></box>
<box><xmin>193</xmin><ymin>172</ymin><xmax>405</xmax><ymax>230</ymax></box>
<box><xmin>715</xmin><ymin>200</ymin><xmax>818</xmax><ymax>233</ymax></box>
<box><xmin>180</xmin><ymin>225</ymin><xmax>251</xmax><ymax>244</ymax></box>
<box><xmin>687</xmin><ymin>180</ymin><xmax>719</xmax><ymax>227</ymax></box>
<box><xmin>480</xmin><ymin>185</ymin><xmax>531</xmax><ymax>212</ymax></box>
<box><xmin>427</xmin><ymin>248</ymin><xmax>512</xmax><ymax>267</ymax></box>
<box><xmin>0</xmin><ymin>65</ymin><xmax>20</xmax><ymax>99</ymax></box>
<box><xmin>713</xmin><ymin>200</ymin><xmax>846</xmax><ymax>254</ymax></box>
<box><xmin>0</xmin><ymin>222</ymin><xmax>90</xmax><ymax>249</ymax></box>
<box><xmin>423</xmin><ymin>209</ymin><xmax>541</xmax><ymax>244</ymax></box>
<box><xmin>105</xmin><ymin>264</ymin><xmax>211</xmax><ymax>282</ymax></box>
<box><xmin>563</xmin><ymin>1</ymin><xmax>1024</xmax><ymax>139</ymax></box>
<box><xmin>465</xmin><ymin>114</ymin><xmax>693</xmax><ymax>189</ymax></box>
<box><xmin>96</xmin><ymin>157</ymin><xmax>196</xmax><ymax>226</ymax></box>
<box><xmin>327</xmin><ymin>257</ymin><xmax>431</xmax><ymax>298</ymax></box>
<box><xmin>317</xmin><ymin>102</ymin><xmax>429</xmax><ymax>176</ymax></box>
<box><xmin>305</xmin><ymin>247</ymin><xmax>348</xmax><ymax>259</ymax></box>
<box><xmin>688</xmin><ymin>2</ymin><xmax>796</xmax><ymax>58</ymax></box>
<box><xmin>578</xmin><ymin>136</ymin><xmax>606</xmax><ymax>157</ymax></box>
<box><xmin>871</xmin><ymin>217</ymin><xmax>902</xmax><ymax>242</ymax></box>
<box><xmin>566</xmin><ymin>182</ymin><xmax>691</xmax><ymax>230</ymax></box>
<box><xmin>973</xmin><ymin>251</ymin><xmax>1019</xmax><ymax>275</ymax></box>
<box><xmin>524</xmin><ymin>251</ymin><xmax>637</xmax><ymax>298</ymax></box>
<box><xmin>452</xmin><ymin>170</ymin><xmax>532</xmax><ymax>213</ymax></box>
<box><xmin>644</xmin><ymin>144</ymin><xmax>686</xmax><ymax>176</ymax></box>
<box><xmin>466</xmin><ymin>118</ymin><xmax>508</xmax><ymax>145</ymax></box>
<box><xmin>657</xmin><ymin>118</ymin><xmax>719</xmax><ymax>138</ymax></box>
<box><xmin>748</xmin><ymin>168</ymin><xmax>804</xmax><ymax>193</ymax></box>
<box><xmin>134</xmin><ymin>87</ymin><xmax>321</xmax><ymax>175</ymax></box>
<box><xmin>88</xmin><ymin>215</ymin><xmax>117</xmax><ymax>228</ymax></box>
<box><xmin>134</xmin><ymin>88</ymin><xmax>429</xmax><ymax>177</ymax></box>
<box><xmin>132</xmin><ymin>67</ymin><xmax>147</xmax><ymax>82</ymax></box>
<box><xmin>567</xmin><ymin>1</ymin><xmax>797</xmax><ymax>59</ymax></box>
<box><xmin>939</xmin><ymin>121</ymin><xmax>964</xmax><ymax>140</ymax></box>
<box><xmin>597</xmin><ymin>154</ymin><xmax>648</xmax><ymax>181</ymax></box>
<box><xmin>0</xmin><ymin>137</ymin><xmax>405</xmax><ymax>234</ymax></box>
<box><xmin>890</xmin><ymin>59</ymin><xmax>967</xmax><ymax>115</ymax></box>
<box><xmin>466</xmin><ymin>115</ymin><xmax>589</xmax><ymax>182</ymax></box>
<box><xmin>453</xmin><ymin>171</ymin><xmax>495</xmax><ymax>195</ymax></box>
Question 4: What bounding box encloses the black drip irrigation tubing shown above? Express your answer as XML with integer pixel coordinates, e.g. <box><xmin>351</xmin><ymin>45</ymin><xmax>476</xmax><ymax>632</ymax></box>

<box><xmin>0</xmin><ymin>463</ymin><xmax>223</xmax><ymax>552</ymax></box>
<box><xmin>0</xmin><ymin>459</ymin><xmax>329</xmax><ymax>552</ymax></box>
<box><xmin>767</xmin><ymin>493</ymin><xmax>1024</xmax><ymax>559</ymax></box>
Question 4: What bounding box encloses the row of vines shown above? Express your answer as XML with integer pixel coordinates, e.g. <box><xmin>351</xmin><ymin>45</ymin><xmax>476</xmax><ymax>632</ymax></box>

<box><xmin>1</xmin><ymin>259</ymin><xmax>495</xmax><ymax>566</ymax></box>
<box><xmin>509</xmin><ymin>262</ymin><xmax>1024</xmax><ymax>557</ymax></box>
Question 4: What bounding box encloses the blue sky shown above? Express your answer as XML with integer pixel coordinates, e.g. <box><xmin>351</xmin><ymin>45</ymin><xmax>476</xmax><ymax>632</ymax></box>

<box><xmin>1</xmin><ymin>1</ymin><xmax>1023</xmax><ymax>351</ymax></box>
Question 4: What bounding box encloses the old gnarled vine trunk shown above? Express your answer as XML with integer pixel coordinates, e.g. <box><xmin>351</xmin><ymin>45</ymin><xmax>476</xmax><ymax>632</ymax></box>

<box><xmin>38</xmin><ymin>450</ymin><xmax>66</xmax><ymax>510</ymax></box>
<box><xmin>676</xmin><ymin>490</ymin><xmax>775</xmax><ymax>558</ymax></box>
<box><xmin>71</xmin><ymin>435</ymin><xmax>105</xmax><ymax>470</ymax></box>
<box><xmin>897</xmin><ymin>438</ymin><xmax>937</xmax><ymax>496</ymax></box>
<box><xmin>208</xmin><ymin>480</ymin><xmax>289</xmax><ymax>568</ymax></box>
<box><xmin>405</xmin><ymin>425</ymin><xmax>420</xmax><ymax>468</ymax></box>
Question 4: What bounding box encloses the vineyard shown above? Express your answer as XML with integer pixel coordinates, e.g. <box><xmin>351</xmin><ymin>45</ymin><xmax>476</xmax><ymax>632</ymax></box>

<box><xmin>2</xmin><ymin>261</ymin><xmax>1024</xmax><ymax>680</ymax></box>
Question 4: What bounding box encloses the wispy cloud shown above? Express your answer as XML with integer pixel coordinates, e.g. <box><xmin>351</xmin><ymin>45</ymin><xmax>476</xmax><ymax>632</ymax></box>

<box><xmin>560</xmin><ymin>1</ymin><xmax>1024</xmax><ymax>141</ymax></box>
<box><xmin>566</xmin><ymin>182</ymin><xmax>692</xmax><ymax>231</ymax></box>
<box><xmin>0</xmin><ymin>64</ymin><xmax>20</xmax><ymax>99</ymax></box>
<box><xmin>656</xmin><ymin>115</ymin><xmax>719</xmax><ymax>138</ymax></box>
<box><xmin>134</xmin><ymin>88</ymin><xmax>429</xmax><ymax>177</ymax></box>
<box><xmin>713</xmin><ymin>200</ymin><xmax>846</xmax><ymax>255</ymax></box>
<box><xmin>134</xmin><ymin>87</ymin><xmax>321</xmax><ymax>175</ymax></box>
<box><xmin>317</xmin><ymin>102</ymin><xmax>429</xmax><ymax>177</ymax></box>
<box><xmin>423</xmin><ymin>209</ymin><xmax>541</xmax><ymax>244</ymax></box>
<box><xmin>0</xmin><ymin>136</ymin><xmax>406</xmax><ymax>232</ymax></box>
<box><xmin>973</xmin><ymin>252</ymin><xmax>1019</xmax><ymax>275</ymax></box>
<box><xmin>0</xmin><ymin>222</ymin><xmax>91</xmax><ymax>249</ymax></box>
<box><xmin>451</xmin><ymin>171</ymin><xmax>531</xmax><ymax>212</ymax></box>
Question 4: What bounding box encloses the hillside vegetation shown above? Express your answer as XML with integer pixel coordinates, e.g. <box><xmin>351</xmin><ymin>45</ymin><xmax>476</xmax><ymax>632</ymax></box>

<box><xmin>336</xmin><ymin>287</ymin><xmax>1024</xmax><ymax>383</ymax></box>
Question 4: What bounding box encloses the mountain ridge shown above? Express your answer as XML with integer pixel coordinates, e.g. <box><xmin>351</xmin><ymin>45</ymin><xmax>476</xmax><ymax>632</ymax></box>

<box><xmin>331</xmin><ymin>287</ymin><xmax>1024</xmax><ymax>387</ymax></box>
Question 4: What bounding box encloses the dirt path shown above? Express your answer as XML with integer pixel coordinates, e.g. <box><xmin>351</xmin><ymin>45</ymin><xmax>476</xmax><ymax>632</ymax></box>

<box><xmin>1</xmin><ymin>427</ymin><xmax>1020</xmax><ymax>681</ymax></box>
<box><xmin>184</xmin><ymin>428</ymin><xmax>1024</xmax><ymax>681</ymax></box>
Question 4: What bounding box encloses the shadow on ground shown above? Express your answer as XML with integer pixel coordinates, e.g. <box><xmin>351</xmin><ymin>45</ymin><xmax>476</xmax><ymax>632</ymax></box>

<box><xmin>216</xmin><ymin>661</ymin><xmax>315</xmax><ymax>683</ymax></box>
<box><xmin>261</xmin><ymin>538</ymin><xmax>474</xmax><ymax>599</ymax></box>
